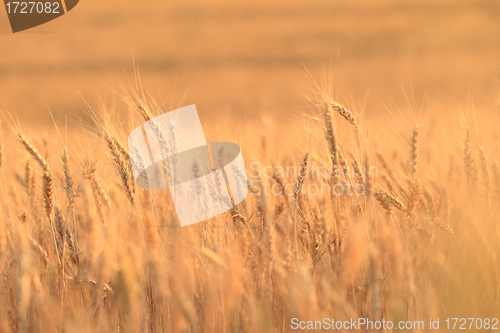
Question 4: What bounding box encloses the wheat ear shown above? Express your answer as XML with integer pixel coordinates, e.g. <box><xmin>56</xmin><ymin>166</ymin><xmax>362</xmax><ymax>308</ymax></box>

<box><xmin>351</xmin><ymin>156</ymin><xmax>365</xmax><ymax>185</ymax></box>
<box><xmin>410</xmin><ymin>125</ymin><xmax>419</xmax><ymax>178</ymax></box>
<box><xmin>61</xmin><ymin>149</ymin><xmax>81</xmax><ymax>265</ymax></box>
<box><xmin>463</xmin><ymin>127</ymin><xmax>476</xmax><ymax>207</ymax></box>
<box><xmin>433</xmin><ymin>217</ymin><xmax>455</xmax><ymax>237</ymax></box>
<box><xmin>104</xmin><ymin>132</ymin><xmax>135</xmax><ymax>205</ymax></box>
<box><xmin>17</xmin><ymin>133</ymin><xmax>61</xmax><ymax>268</ymax></box>
<box><xmin>324</xmin><ymin>102</ymin><xmax>339</xmax><ymax>182</ymax></box>
<box><xmin>327</xmin><ymin>100</ymin><xmax>357</xmax><ymax>127</ymax></box>
<box><xmin>62</xmin><ymin>149</ymin><xmax>80</xmax><ymax>204</ymax></box>
<box><xmin>18</xmin><ymin>133</ymin><xmax>48</xmax><ymax>172</ymax></box>
<box><xmin>464</xmin><ymin>128</ymin><xmax>476</xmax><ymax>184</ymax></box>
<box><xmin>84</xmin><ymin>161</ymin><xmax>111</xmax><ymax>219</ymax></box>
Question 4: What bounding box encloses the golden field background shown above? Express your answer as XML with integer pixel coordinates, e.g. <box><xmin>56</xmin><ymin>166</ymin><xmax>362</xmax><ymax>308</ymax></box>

<box><xmin>1</xmin><ymin>0</ymin><xmax>500</xmax><ymax>332</ymax></box>
<box><xmin>1</xmin><ymin>0</ymin><xmax>500</xmax><ymax>125</ymax></box>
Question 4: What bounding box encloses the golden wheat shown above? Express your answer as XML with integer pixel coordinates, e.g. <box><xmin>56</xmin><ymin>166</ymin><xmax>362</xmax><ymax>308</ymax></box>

<box><xmin>0</xmin><ymin>84</ymin><xmax>498</xmax><ymax>333</ymax></box>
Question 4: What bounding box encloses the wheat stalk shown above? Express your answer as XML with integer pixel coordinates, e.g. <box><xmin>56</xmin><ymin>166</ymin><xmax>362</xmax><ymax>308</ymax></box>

<box><xmin>493</xmin><ymin>161</ymin><xmax>500</xmax><ymax>201</ymax></box>
<box><xmin>54</xmin><ymin>207</ymin><xmax>67</xmax><ymax>262</ymax></box>
<box><xmin>17</xmin><ymin>133</ymin><xmax>54</xmax><ymax>218</ymax></box>
<box><xmin>410</xmin><ymin>125</ymin><xmax>419</xmax><ymax>178</ymax></box>
<box><xmin>337</xmin><ymin>143</ymin><xmax>351</xmax><ymax>182</ymax></box>
<box><xmin>136</xmin><ymin>110</ymin><xmax>173</xmax><ymax>185</ymax></box>
<box><xmin>478</xmin><ymin>146</ymin><xmax>491</xmax><ymax>206</ymax></box>
<box><xmin>42</xmin><ymin>172</ymin><xmax>54</xmax><ymax>219</ymax></box>
<box><xmin>62</xmin><ymin>149</ymin><xmax>80</xmax><ymax>204</ymax></box>
<box><xmin>24</xmin><ymin>159</ymin><xmax>31</xmax><ymax>195</ymax></box>
<box><xmin>293</xmin><ymin>152</ymin><xmax>309</xmax><ymax>261</ymax></box>
<box><xmin>84</xmin><ymin>160</ymin><xmax>111</xmax><ymax>218</ymax></box>
<box><xmin>0</xmin><ymin>127</ymin><xmax>3</xmax><ymax>168</ymax></box>
<box><xmin>374</xmin><ymin>185</ymin><xmax>408</xmax><ymax>249</ymax></box>
<box><xmin>18</xmin><ymin>133</ymin><xmax>48</xmax><ymax>172</ymax></box>
<box><xmin>104</xmin><ymin>132</ymin><xmax>135</xmax><ymax>205</ymax></box>
<box><xmin>375</xmin><ymin>186</ymin><xmax>406</xmax><ymax>212</ymax></box>
<box><xmin>351</xmin><ymin>156</ymin><xmax>365</xmax><ymax>185</ymax></box>
<box><xmin>464</xmin><ymin>128</ymin><xmax>476</xmax><ymax>184</ymax></box>
<box><xmin>0</xmin><ymin>122</ymin><xmax>10</xmax><ymax>216</ymax></box>
<box><xmin>294</xmin><ymin>152</ymin><xmax>309</xmax><ymax>200</ymax></box>
<box><xmin>324</xmin><ymin>102</ymin><xmax>339</xmax><ymax>181</ymax></box>
<box><xmin>433</xmin><ymin>217</ymin><xmax>455</xmax><ymax>237</ymax></box>
<box><xmin>129</xmin><ymin>143</ymin><xmax>150</xmax><ymax>189</ymax></box>
<box><xmin>17</xmin><ymin>133</ymin><xmax>63</xmax><ymax>270</ymax></box>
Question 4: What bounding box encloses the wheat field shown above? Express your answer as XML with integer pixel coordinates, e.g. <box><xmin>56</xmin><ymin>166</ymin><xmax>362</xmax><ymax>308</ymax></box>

<box><xmin>2</xmin><ymin>0</ymin><xmax>500</xmax><ymax>332</ymax></box>
<box><xmin>0</xmin><ymin>71</ymin><xmax>499</xmax><ymax>332</ymax></box>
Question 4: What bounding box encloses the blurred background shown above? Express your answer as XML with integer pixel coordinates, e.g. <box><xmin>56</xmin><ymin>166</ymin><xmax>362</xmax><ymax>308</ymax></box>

<box><xmin>0</xmin><ymin>0</ymin><xmax>499</xmax><ymax>127</ymax></box>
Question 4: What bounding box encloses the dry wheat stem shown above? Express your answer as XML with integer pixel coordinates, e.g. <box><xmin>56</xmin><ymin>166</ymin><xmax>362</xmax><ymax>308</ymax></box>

<box><xmin>294</xmin><ymin>152</ymin><xmax>308</xmax><ymax>262</ymax></box>
<box><xmin>136</xmin><ymin>103</ymin><xmax>153</xmax><ymax>122</ymax></box>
